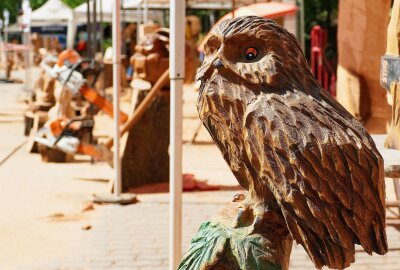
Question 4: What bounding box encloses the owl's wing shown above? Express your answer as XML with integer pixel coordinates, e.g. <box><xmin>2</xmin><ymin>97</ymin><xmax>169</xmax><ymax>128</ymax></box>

<box><xmin>242</xmin><ymin>90</ymin><xmax>387</xmax><ymax>269</ymax></box>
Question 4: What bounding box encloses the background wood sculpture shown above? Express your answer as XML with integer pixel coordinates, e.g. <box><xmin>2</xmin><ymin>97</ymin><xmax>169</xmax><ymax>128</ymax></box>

<box><xmin>121</xmin><ymin>25</ymin><xmax>200</xmax><ymax>190</ymax></box>
<box><xmin>191</xmin><ymin>16</ymin><xmax>387</xmax><ymax>269</ymax></box>
<box><xmin>336</xmin><ymin>0</ymin><xmax>391</xmax><ymax>133</ymax></box>
<box><xmin>121</xmin><ymin>30</ymin><xmax>171</xmax><ymax>190</ymax></box>
<box><xmin>381</xmin><ymin>0</ymin><xmax>400</xmax><ymax>150</ymax></box>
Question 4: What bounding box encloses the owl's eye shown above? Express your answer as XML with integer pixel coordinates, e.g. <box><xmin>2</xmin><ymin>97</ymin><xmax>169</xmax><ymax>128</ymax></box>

<box><xmin>245</xmin><ymin>47</ymin><xmax>258</xmax><ymax>61</ymax></box>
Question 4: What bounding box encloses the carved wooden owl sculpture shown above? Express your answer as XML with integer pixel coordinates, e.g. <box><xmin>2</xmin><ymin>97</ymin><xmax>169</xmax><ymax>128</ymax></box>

<box><xmin>197</xmin><ymin>16</ymin><xmax>387</xmax><ymax>269</ymax></box>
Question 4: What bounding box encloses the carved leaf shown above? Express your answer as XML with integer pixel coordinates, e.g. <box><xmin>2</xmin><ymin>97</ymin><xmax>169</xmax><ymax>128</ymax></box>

<box><xmin>178</xmin><ymin>221</ymin><xmax>282</xmax><ymax>270</ymax></box>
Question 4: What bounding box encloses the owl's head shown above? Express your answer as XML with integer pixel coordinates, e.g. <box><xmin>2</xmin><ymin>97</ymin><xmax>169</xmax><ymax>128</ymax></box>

<box><xmin>197</xmin><ymin>16</ymin><xmax>317</xmax><ymax>91</ymax></box>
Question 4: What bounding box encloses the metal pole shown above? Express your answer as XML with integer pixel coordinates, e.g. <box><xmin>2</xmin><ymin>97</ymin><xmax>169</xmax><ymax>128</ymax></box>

<box><xmin>21</xmin><ymin>2</ymin><xmax>31</xmax><ymax>92</ymax></box>
<box><xmin>299</xmin><ymin>0</ymin><xmax>305</xmax><ymax>50</ymax></box>
<box><xmin>169</xmin><ymin>0</ymin><xmax>185</xmax><ymax>269</ymax></box>
<box><xmin>4</xmin><ymin>24</ymin><xmax>7</xmax><ymax>45</ymax></box>
<box><xmin>144</xmin><ymin>0</ymin><xmax>148</xmax><ymax>24</ymax></box>
<box><xmin>87</xmin><ymin>0</ymin><xmax>92</xmax><ymax>57</ymax></box>
<box><xmin>4</xmin><ymin>10</ymin><xmax>9</xmax><ymax>73</ymax></box>
<box><xmin>136</xmin><ymin>1</ymin><xmax>142</xmax><ymax>45</ymax></box>
<box><xmin>24</xmin><ymin>32</ymin><xmax>31</xmax><ymax>89</ymax></box>
<box><xmin>67</xmin><ymin>17</ymin><xmax>76</xmax><ymax>50</ymax></box>
<box><xmin>99</xmin><ymin>0</ymin><xmax>104</xmax><ymax>54</ymax></box>
<box><xmin>113</xmin><ymin>0</ymin><xmax>122</xmax><ymax>197</ymax></box>
<box><xmin>93</xmin><ymin>0</ymin><xmax>97</xmax><ymax>55</ymax></box>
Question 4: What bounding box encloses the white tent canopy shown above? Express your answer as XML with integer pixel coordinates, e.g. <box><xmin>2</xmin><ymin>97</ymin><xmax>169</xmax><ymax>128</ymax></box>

<box><xmin>74</xmin><ymin>0</ymin><xmax>162</xmax><ymax>23</ymax></box>
<box><xmin>28</xmin><ymin>0</ymin><xmax>75</xmax><ymax>49</ymax></box>
<box><xmin>30</xmin><ymin>0</ymin><xmax>73</xmax><ymax>26</ymax></box>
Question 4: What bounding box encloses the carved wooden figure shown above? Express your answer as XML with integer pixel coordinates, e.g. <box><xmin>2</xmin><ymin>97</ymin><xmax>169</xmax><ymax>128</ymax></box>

<box><xmin>122</xmin><ymin>30</ymin><xmax>171</xmax><ymax>190</ymax></box>
<box><xmin>130</xmin><ymin>31</ymin><xmax>169</xmax><ymax>85</ymax></box>
<box><xmin>381</xmin><ymin>0</ymin><xmax>400</xmax><ymax>150</ymax></box>
<box><xmin>195</xmin><ymin>16</ymin><xmax>387</xmax><ymax>269</ymax></box>
<box><xmin>6</xmin><ymin>53</ymin><xmax>14</xmax><ymax>80</ymax></box>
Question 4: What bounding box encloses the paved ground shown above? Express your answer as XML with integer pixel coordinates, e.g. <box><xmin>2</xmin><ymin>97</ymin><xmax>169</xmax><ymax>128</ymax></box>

<box><xmin>1</xmin><ymin>69</ymin><xmax>400</xmax><ymax>269</ymax></box>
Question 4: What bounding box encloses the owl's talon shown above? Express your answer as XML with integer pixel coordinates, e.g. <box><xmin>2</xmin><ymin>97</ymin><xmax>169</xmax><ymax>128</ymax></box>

<box><xmin>233</xmin><ymin>207</ymin><xmax>245</xmax><ymax>228</ymax></box>
<box><xmin>249</xmin><ymin>215</ymin><xmax>263</xmax><ymax>234</ymax></box>
<box><xmin>248</xmin><ymin>203</ymin><xmax>267</xmax><ymax>234</ymax></box>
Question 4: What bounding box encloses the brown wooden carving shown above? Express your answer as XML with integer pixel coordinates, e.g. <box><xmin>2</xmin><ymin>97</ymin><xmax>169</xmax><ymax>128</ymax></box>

<box><xmin>179</xmin><ymin>192</ymin><xmax>293</xmax><ymax>270</ymax></box>
<box><xmin>130</xmin><ymin>32</ymin><xmax>169</xmax><ymax>85</ymax></box>
<box><xmin>196</xmin><ymin>16</ymin><xmax>387</xmax><ymax>269</ymax></box>
<box><xmin>385</xmin><ymin>83</ymin><xmax>400</xmax><ymax>149</ymax></box>
<box><xmin>33</xmin><ymin>69</ymin><xmax>56</xmax><ymax>107</ymax></box>
<box><xmin>6</xmin><ymin>54</ymin><xmax>14</xmax><ymax>80</ymax></box>
<box><xmin>122</xmin><ymin>31</ymin><xmax>171</xmax><ymax>190</ymax></box>
<box><xmin>121</xmin><ymin>89</ymin><xmax>170</xmax><ymax>190</ymax></box>
<box><xmin>382</xmin><ymin>0</ymin><xmax>400</xmax><ymax>150</ymax></box>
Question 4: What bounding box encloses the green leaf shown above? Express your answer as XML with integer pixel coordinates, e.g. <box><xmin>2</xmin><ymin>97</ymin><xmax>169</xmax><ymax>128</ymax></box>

<box><xmin>178</xmin><ymin>222</ymin><xmax>229</xmax><ymax>270</ymax></box>
<box><xmin>178</xmin><ymin>221</ymin><xmax>282</xmax><ymax>270</ymax></box>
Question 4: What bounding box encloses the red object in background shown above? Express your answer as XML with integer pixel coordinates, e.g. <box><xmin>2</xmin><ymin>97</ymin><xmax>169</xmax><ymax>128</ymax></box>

<box><xmin>77</xmin><ymin>40</ymin><xmax>87</xmax><ymax>53</ymax></box>
<box><xmin>310</xmin><ymin>25</ymin><xmax>336</xmax><ymax>96</ymax></box>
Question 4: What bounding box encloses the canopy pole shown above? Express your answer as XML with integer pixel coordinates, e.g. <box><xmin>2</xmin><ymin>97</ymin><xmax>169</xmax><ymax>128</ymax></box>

<box><xmin>99</xmin><ymin>0</ymin><xmax>104</xmax><ymax>54</ymax></box>
<box><xmin>86</xmin><ymin>0</ymin><xmax>92</xmax><ymax>57</ymax></box>
<box><xmin>299</xmin><ymin>0</ymin><xmax>305</xmax><ymax>50</ymax></box>
<box><xmin>136</xmin><ymin>1</ymin><xmax>142</xmax><ymax>44</ymax></box>
<box><xmin>67</xmin><ymin>17</ymin><xmax>76</xmax><ymax>50</ymax></box>
<box><xmin>144</xmin><ymin>0</ymin><xmax>148</xmax><ymax>24</ymax></box>
<box><xmin>113</xmin><ymin>0</ymin><xmax>122</xmax><ymax>197</ymax></box>
<box><xmin>21</xmin><ymin>1</ymin><xmax>31</xmax><ymax>93</ymax></box>
<box><xmin>93</xmin><ymin>0</ymin><xmax>97</xmax><ymax>54</ymax></box>
<box><xmin>169</xmin><ymin>0</ymin><xmax>185</xmax><ymax>269</ymax></box>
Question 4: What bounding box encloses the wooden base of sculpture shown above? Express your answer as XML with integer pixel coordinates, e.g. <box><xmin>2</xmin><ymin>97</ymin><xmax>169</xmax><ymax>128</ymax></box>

<box><xmin>38</xmin><ymin>144</ymin><xmax>73</xmax><ymax>163</ymax></box>
<box><xmin>121</xmin><ymin>88</ymin><xmax>170</xmax><ymax>191</ymax></box>
<box><xmin>385</xmin><ymin>83</ymin><xmax>400</xmax><ymax>149</ymax></box>
<box><xmin>179</xmin><ymin>193</ymin><xmax>293</xmax><ymax>270</ymax></box>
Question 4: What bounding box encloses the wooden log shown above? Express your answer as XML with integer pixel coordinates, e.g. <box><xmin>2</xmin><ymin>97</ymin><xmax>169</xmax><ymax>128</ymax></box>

<box><xmin>179</xmin><ymin>192</ymin><xmax>293</xmax><ymax>270</ymax></box>
<box><xmin>104</xmin><ymin>69</ymin><xmax>169</xmax><ymax>149</ymax></box>
<box><xmin>121</xmin><ymin>87</ymin><xmax>170</xmax><ymax>191</ymax></box>
<box><xmin>38</xmin><ymin>144</ymin><xmax>68</xmax><ymax>163</ymax></box>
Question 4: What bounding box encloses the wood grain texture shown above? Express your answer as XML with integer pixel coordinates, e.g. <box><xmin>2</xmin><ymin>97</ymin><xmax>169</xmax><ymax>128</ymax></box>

<box><xmin>197</xmin><ymin>16</ymin><xmax>388</xmax><ymax>269</ymax></box>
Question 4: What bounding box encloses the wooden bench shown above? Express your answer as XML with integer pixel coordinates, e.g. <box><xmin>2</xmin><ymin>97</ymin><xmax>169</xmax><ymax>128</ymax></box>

<box><xmin>372</xmin><ymin>135</ymin><xmax>400</xmax><ymax>219</ymax></box>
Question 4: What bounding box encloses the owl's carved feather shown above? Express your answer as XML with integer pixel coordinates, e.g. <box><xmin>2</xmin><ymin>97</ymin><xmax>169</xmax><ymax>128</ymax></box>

<box><xmin>197</xmin><ymin>16</ymin><xmax>387</xmax><ymax>269</ymax></box>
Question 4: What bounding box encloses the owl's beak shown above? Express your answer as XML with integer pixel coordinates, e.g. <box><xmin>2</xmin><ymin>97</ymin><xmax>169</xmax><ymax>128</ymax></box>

<box><xmin>196</xmin><ymin>56</ymin><xmax>224</xmax><ymax>82</ymax></box>
<box><xmin>213</xmin><ymin>58</ymin><xmax>223</xmax><ymax>68</ymax></box>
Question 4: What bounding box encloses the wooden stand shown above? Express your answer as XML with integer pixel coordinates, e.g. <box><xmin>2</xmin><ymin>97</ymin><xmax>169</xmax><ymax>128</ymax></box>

<box><xmin>179</xmin><ymin>193</ymin><xmax>292</xmax><ymax>270</ymax></box>
<box><xmin>121</xmin><ymin>87</ymin><xmax>170</xmax><ymax>191</ymax></box>
<box><xmin>385</xmin><ymin>83</ymin><xmax>400</xmax><ymax>149</ymax></box>
<box><xmin>25</xmin><ymin>111</ymin><xmax>48</xmax><ymax>153</ymax></box>
<box><xmin>38</xmin><ymin>144</ymin><xmax>70</xmax><ymax>163</ymax></box>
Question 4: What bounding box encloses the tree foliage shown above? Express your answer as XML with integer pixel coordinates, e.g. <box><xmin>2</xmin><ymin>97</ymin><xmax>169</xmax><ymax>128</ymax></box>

<box><xmin>61</xmin><ymin>0</ymin><xmax>86</xmax><ymax>8</ymax></box>
<box><xmin>304</xmin><ymin>0</ymin><xmax>338</xmax><ymax>61</ymax></box>
<box><xmin>0</xmin><ymin>0</ymin><xmax>22</xmax><ymax>24</ymax></box>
